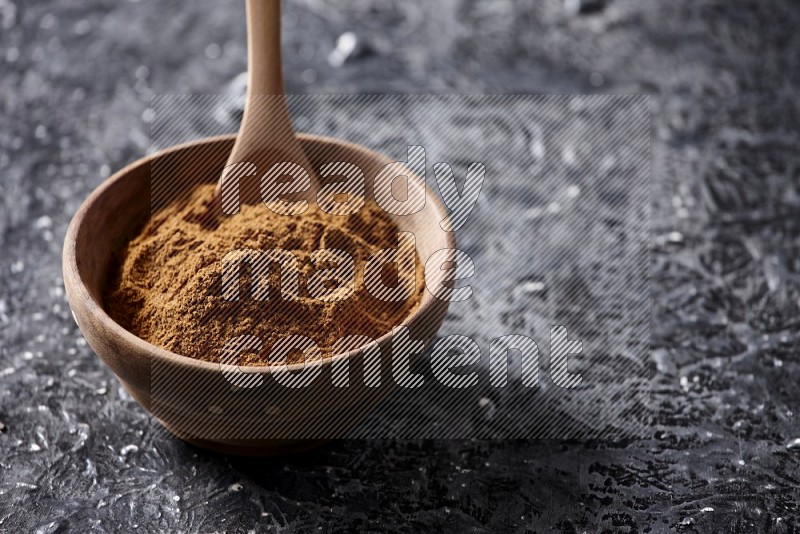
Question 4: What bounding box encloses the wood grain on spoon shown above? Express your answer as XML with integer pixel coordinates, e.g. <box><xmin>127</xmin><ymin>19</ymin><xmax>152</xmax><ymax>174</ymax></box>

<box><xmin>218</xmin><ymin>0</ymin><xmax>316</xmax><ymax>213</ymax></box>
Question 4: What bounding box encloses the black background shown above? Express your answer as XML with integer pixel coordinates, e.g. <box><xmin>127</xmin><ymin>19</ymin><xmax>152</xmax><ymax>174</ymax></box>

<box><xmin>1</xmin><ymin>0</ymin><xmax>799</xmax><ymax>531</ymax></box>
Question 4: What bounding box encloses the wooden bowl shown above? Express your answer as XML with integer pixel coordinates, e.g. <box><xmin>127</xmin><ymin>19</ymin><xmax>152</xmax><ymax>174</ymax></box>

<box><xmin>63</xmin><ymin>134</ymin><xmax>454</xmax><ymax>455</ymax></box>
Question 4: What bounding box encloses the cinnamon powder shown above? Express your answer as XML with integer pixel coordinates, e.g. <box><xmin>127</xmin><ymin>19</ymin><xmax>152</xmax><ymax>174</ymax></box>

<box><xmin>104</xmin><ymin>183</ymin><xmax>424</xmax><ymax>365</ymax></box>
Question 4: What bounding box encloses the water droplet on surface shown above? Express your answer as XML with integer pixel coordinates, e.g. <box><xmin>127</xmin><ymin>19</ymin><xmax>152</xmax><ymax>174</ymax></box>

<box><xmin>120</xmin><ymin>444</ymin><xmax>139</xmax><ymax>456</ymax></box>
<box><xmin>732</xmin><ymin>420</ymin><xmax>749</xmax><ymax>433</ymax></box>
<box><xmin>785</xmin><ymin>438</ymin><xmax>800</xmax><ymax>450</ymax></box>
<box><xmin>679</xmin><ymin>375</ymin><xmax>690</xmax><ymax>390</ymax></box>
<box><xmin>39</xmin><ymin>13</ymin><xmax>57</xmax><ymax>30</ymax></box>
<box><xmin>589</xmin><ymin>72</ymin><xmax>604</xmax><ymax>87</ymax></box>
<box><xmin>204</xmin><ymin>43</ymin><xmax>222</xmax><ymax>59</ymax></box>
<box><xmin>518</xmin><ymin>279</ymin><xmax>546</xmax><ymax>295</ymax></box>
<box><xmin>141</xmin><ymin>108</ymin><xmax>155</xmax><ymax>123</ymax></box>
<box><xmin>560</xmin><ymin>146</ymin><xmax>576</xmax><ymax>166</ymax></box>
<box><xmin>34</xmin><ymin>215</ymin><xmax>52</xmax><ymax>229</ymax></box>
<box><xmin>329</xmin><ymin>32</ymin><xmax>358</xmax><ymax>67</ymax></box>
<box><xmin>668</xmin><ymin>231</ymin><xmax>684</xmax><ymax>243</ymax></box>
<box><xmin>301</xmin><ymin>68</ymin><xmax>317</xmax><ymax>84</ymax></box>
<box><xmin>478</xmin><ymin>397</ymin><xmax>496</xmax><ymax>419</ymax></box>
<box><xmin>5</xmin><ymin>46</ymin><xmax>19</xmax><ymax>62</ymax></box>
<box><xmin>73</xmin><ymin>19</ymin><xmax>91</xmax><ymax>35</ymax></box>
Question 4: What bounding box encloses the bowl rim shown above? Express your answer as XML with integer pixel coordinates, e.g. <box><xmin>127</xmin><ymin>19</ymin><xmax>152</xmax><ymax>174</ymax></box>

<box><xmin>64</xmin><ymin>133</ymin><xmax>456</xmax><ymax>374</ymax></box>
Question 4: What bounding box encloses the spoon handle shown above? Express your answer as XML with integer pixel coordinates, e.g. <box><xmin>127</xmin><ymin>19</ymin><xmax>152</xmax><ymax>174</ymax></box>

<box><xmin>246</xmin><ymin>0</ymin><xmax>284</xmax><ymax>96</ymax></box>
<box><xmin>219</xmin><ymin>0</ymin><xmax>315</xmax><ymax>209</ymax></box>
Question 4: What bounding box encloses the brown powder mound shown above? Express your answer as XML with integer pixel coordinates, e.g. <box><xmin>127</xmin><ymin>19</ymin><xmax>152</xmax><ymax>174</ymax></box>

<box><xmin>104</xmin><ymin>183</ymin><xmax>424</xmax><ymax>365</ymax></box>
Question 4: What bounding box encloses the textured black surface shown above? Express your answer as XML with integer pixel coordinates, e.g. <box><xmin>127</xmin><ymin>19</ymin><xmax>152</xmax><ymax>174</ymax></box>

<box><xmin>2</xmin><ymin>0</ymin><xmax>800</xmax><ymax>532</ymax></box>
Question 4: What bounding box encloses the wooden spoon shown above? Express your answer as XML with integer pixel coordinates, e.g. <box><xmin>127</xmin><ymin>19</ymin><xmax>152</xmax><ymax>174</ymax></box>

<box><xmin>217</xmin><ymin>0</ymin><xmax>315</xmax><ymax>213</ymax></box>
